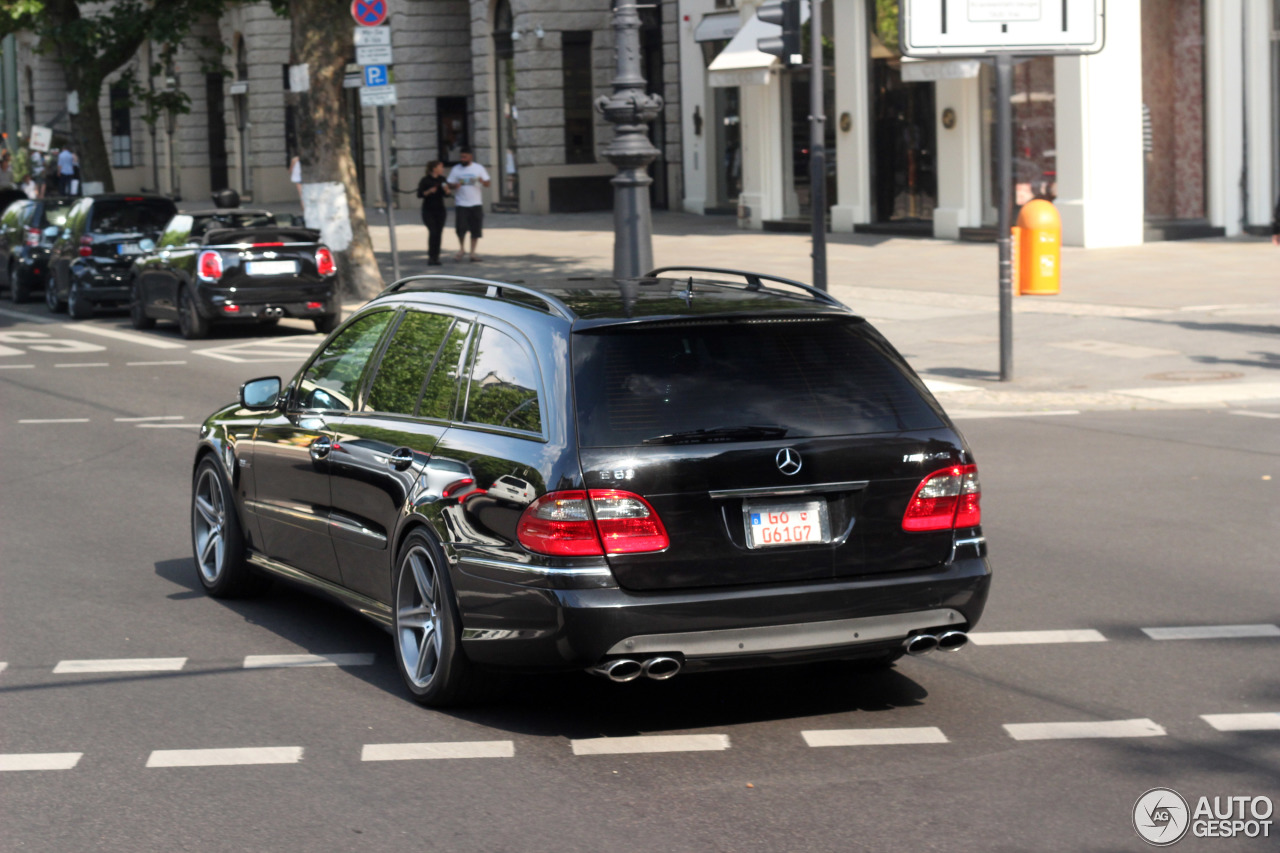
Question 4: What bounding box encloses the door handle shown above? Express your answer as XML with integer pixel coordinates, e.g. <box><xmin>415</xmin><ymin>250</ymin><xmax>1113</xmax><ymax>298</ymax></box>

<box><xmin>309</xmin><ymin>435</ymin><xmax>332</xmax><ymax>460</ymax></box>
<box><xmin>388</xmin><ymin>447</ymin><xmax>414</xmax><ymax>471</ymax></box>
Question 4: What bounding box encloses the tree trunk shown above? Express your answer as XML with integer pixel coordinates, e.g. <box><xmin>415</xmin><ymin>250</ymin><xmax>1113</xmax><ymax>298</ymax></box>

<box><xmin>289</xmin><ymin>0</ymin><xmax>382</xmax><ymax>300</ymax></box>
<box><xmin>67</xmin><ymin>93</ymin><xmax>115</xmax><ymax>193</ymax></box>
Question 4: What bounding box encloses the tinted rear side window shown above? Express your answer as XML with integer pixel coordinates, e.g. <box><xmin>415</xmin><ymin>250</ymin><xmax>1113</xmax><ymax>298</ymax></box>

<box><xmin>41</xmin><ymin>202</ymin><xmax>74</xmax><ymax>228</ymax></box>
<box><xmin>364</xmin><ymin>311</ymin><xmax>455</xmax><ymax>417</ymax></box>
<box><xmin>464</xmin><ymin>326</ymin><xmax>542</xmax><ymax>434</ymax></box>
<box><xmin>572</xmin><ymin>319</ymin><xmax>942</xmax><ymax>447</ymax></box>
<box><xmin>91</xmin><ymin>200</ymin><xmax>178</xmax><ymax>233</ymax></box>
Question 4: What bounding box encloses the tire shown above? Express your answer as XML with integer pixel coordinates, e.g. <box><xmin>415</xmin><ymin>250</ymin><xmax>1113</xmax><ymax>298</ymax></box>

<box><xmin>191</xmin><ymin>457</ymin><xmax>265</xmax><ymax>598</ymax></box>
<box><xmin>67</xmin><ymin>280</ymin><xmax>93</xmax><ymax>320</ymax></box>
<box><xmin>314</xmin><ymin>313</ymin><xmax>341</xmax><ymax>335</ymax></box>
<box><xmin>129</xmin><ymin>279</ymin><xmax>155</xmax><ymax>330</ymax></box>
<box><xmin>177</xmin><ymin>285</ymin><xmax>209</xmax><ymax>339</ymax></box>
<box><xmin>45</xmin><ymin>269</ymin><xmax>64</xmax><ymax>313</ymax></box>
<box><xmin>11</xmin><ymin>266</ymin><xmax>31</xmax><ymax>304</ymax></box>
<box><xmin>392</xmin><ymin>531</ymin><xmax>483</xmax><ymax>706</ymax></box>
<box><xmin>0</xmin><ymin>259</ymin><xmax>10</xmax><ymax>297</ymax></box>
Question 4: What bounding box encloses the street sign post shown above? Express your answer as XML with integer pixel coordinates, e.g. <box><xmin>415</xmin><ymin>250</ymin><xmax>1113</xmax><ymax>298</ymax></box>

<box><xmin>354</xmin><ymin>26</ymin><xmax>391</xmax><ymax>46</ymax></box>
<box><xmin>350</xmin><ymin>0</ymin><xmax>388</xmax><ymax>27</ymax></box>
<box><xmin>356</xmin><ymin>44</ymin><xmax>393</xmax><ymax>66</ymax></box>
<box><xmin>900</xmin><ymin>0</ymin><xmax>1104</xmax><ymax>382</ymax></box>
<box><xmin>363</xmin><ymin>64</ymin><xmax>389</xmax><ymax>88</ymax></box>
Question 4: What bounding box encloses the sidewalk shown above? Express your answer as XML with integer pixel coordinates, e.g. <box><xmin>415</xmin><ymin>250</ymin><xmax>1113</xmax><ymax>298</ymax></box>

<box><xmin>337</xmin><ymin>205</ymin><xmax>1280</xmax><ymax>415</ymax></box>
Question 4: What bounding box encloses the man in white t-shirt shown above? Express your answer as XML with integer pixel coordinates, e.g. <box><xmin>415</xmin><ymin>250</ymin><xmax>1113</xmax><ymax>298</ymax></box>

<box><xmin>447</xmin><ymin>148</ymin><xmax>490</xmax><ymax>262</ymax></box>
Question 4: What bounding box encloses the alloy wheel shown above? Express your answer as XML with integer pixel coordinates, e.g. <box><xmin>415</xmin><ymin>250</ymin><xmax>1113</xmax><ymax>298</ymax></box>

<box><xmin>396</xmin><ymin>545</ymin><xmax>444</xmax><ymax>690</ymax></box>
<box><xmin>192</xmin><ymin>467</ymin><xmax>227</xmax><ymax>585</ymax></box>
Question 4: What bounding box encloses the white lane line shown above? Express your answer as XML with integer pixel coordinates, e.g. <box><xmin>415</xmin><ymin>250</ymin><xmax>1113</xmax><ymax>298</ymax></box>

<box><xmin>362</xmin><ymin>741</ymin><xmax>515</xmax><ymax>762</ymax></box>
<box><xmin>1201</xmin><ymin>713</ymin><xmax>1280</xmax><ymax>732</ymax></box>
<box><xmin>146</xmin><ymin>747</ymin><xmax>303</xmax><ymax>768</ymax></box>
<box><xmin>1142</xmin><ymin>624</ymin><xmax>1280</xmax><ymax>640</ymax></box>
<box><xmin>1229</xmin><ymin>410</ymin><xmax>1280</xmax><ymax>419</ymax></box>
<box><xmin>136</xmin><ymin>423</ymin><xmax>203</xmax><ymax>429</ymax></box>
<box><xmin>948</xmin><ymin>409</ymin><xmax>1080</xmax><ymax>420</ymax></box>
<box><xmin>54</xmin><ymin>362</ymin><xmax>109</xmax><ymax>368</ymax></box>
<box><xmin>17</xmin><ymin>418</ymin><xmax>90</xmax><ymax>424</ymax></box>
<box><xmin>243</xmin><ymin>653</ymin><xmax>376</xmax><ymax>669</ymax></box>
<box><xmin>802</xmin><ymin>727</ymin><xmax>948</xmax><ymax>748</ymax></box>
<box><xmin>68</xmin><ymin>324</ymin><xmax>185</xmax><ymax>350</ymax></box>
<box><xmin>114</xmin><ymin>415</ymin><xmax>184</xmax><ymax>422</ymax></box>
<box><xmin>1004</xmin><ymin>719</ymin><xmax>1166</xmax><ymax>741</ymax></box>
<box><xmin>53</xmin><ymin>657</ymin><xmax>187</xmax><ymax>674</ymax></box>
<box><xmin>923</xmin><ymin>378</ymin><xmax>981</xmax><ymax>393</ymax></box>
<box><xmin>1115</xmin><ymin>382</ymin><xmax>1280</xmax><ymax>405</ymax></box>
<box><xmin>570</xmin><ymin>734</ymin><xmax>730</xmax><ymax>756</ymax></box>
<box><xmin>0</xmin><ymin>662</ymin><xmax>6</xmax><ymax>674</ymax></box>
<box><xmin>0</xmin><ymin>364</ymin><xmax>35</xmax><ymax>369</ymax></box>
<box><xmin>127</xmin><ymin>360</ymin><xmax>187</xmax><ymax>366</ymax></box>
<box><xmin>0</xmin><ymin>752</ymin><xmax>83</xmax><ymax>772</ymax></box>
<box><xmin>968</xmin><ymin>629</ymin><xmax>1107</xmax><ymax>646</ymax></box>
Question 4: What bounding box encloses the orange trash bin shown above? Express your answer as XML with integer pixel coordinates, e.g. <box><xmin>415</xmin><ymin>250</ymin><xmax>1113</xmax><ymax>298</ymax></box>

<box><xmin>1016</xmin><ymin>199</ymin><xmax>1061</xmax><ymax>295</ymax></box>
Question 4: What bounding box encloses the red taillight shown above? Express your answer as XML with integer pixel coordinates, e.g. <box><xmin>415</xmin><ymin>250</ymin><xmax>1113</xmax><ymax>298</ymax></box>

<box><xmin>78</xmin><ymin>235</ymin><xmax>92</xmax><ymax>257</ymax></box>
<box><xmin>24</xmin><ymin>227</ymin><xmax>40</xmax><ymax>247</ymax></box>
<box><xmin>441</xmin><ymin>478</ymin><xmax>474</xmax><ymax>499</ymax></box>
<box><xmin>306</xmin><ymin>301</ymin><xmax>324</xmax><ymax>310</ymax></box>
<box><xmin>902</xmin><ymin>465</ymin><xmax>982</xmax><ymax>532</ymax></box>
<box><xmin>252</xmin><ymin>242</ymin><xmax>284</xmax><ymax>247</ymax></box>
<box><xmin>315</xmin><ymin>246</ymin><xmax>336</xmax><ymax>276</ymax></box>
<box><xmin>517</xmin><ymin>489</ymin><xmax>669</xmax><ymax>557</ymax></box>
<box><xmin>222</xmin><ymin>304</ymin><xmax>240</xmax><ymax>314</ymax></box>
<box><xmin>197</xmin><ymin>250</ymin><xmax>223</xmax><ymax>281</ymax></box>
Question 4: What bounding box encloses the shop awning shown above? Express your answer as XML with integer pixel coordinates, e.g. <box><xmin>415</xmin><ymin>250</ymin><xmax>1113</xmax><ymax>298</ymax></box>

<box><xmin>694</xmin><ymin>12</ymin><xmax>740</xmax><ymax>43</ymax></box>
<box><xmin>707</xmin><ymin>4</ymin><xmax>809</xmax><ymax>88</ymax></box>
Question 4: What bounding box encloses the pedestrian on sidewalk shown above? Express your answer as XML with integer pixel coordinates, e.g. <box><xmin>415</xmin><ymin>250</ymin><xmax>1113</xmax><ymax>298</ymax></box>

<box><xmin>447</xmin><ymin>147</ymin><xmax>490</xmax><ymax>262</ymax></box>
<box><xmin>417</xmin><ymin>160</ymin><xmax>451</xmax><ymax>266</ymax></box>
<box><xmin>44</xmin><ymin>148</ymin><xmax>61</xmax><ymax>198</ymax></box>
<box><xmin>57</xmin><ymin>146</ymin><xmax>76</xmax><ymax>196</ymax></box>
<box><xmin>29</xmin><ymin>149</ymin><xmax>45</xmax><ymax>198</ymax></box>
<box><xmin>289</xmin><ymin>154</ymin><xmax>303</xmax><ymax>212</ymax></box>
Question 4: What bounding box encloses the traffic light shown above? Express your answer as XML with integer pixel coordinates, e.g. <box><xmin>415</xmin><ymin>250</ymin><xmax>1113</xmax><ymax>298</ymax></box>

<box><xmin>756</xmin><ymin>0</ymin><xmax>802</xmax><ymax>67</ymax></box>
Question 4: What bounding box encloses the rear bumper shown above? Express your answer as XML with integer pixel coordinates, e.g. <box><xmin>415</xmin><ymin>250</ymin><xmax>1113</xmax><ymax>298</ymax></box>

<box><xmin>454</xmin><ymin>554</ymin><xmax>991</xmax><ymax>672</ymax></box>
<box><xmin>195</xmin><ymin>283</ymin><xmax>338</xmax><ymax>321</ymax></box>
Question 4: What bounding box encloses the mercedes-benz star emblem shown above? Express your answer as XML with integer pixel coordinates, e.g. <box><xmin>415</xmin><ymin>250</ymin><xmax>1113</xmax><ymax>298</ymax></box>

<box><xmin>776</xmin><ymin>447</ymin><xmax>802</xmax><ymax>476</ymax></box>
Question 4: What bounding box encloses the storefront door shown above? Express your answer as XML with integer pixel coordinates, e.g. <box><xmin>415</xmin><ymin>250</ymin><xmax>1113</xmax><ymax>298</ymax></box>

<box><xmin>871</xmin><ymin>60</ymin><xmax>936</xmax><ymax>223</ymax></box>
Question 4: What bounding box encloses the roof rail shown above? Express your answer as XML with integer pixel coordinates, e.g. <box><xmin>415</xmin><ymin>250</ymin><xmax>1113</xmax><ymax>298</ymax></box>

<box><xmin>380</xmin><ymin>274</ymin><xmax>575</xmax><ymax>320</ymax></box>
<box><xmin>645</xmin><ymin>266</ymin><xmax>845</xmax><ymax>308</ymax></box>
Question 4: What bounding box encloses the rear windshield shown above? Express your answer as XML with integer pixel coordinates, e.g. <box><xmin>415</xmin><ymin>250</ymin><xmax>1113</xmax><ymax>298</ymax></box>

<box><xmin>41</xmin><ymin>202</ymin><xmax>75</xmax><ymax>228</ymax></box>
<box><xmin>572</xmin><ymin>318</ymin><xmax>942</xmax><ymax>447</ymax></box>
<box><xmin>91</xmin><ymin>200</ymin><xmax>177</xmax><ymax>234</ymax></box>
<box><xmin>203</xmin><ymin>227</ymin><xmax>317</xmax><ymax>245</ymax></box>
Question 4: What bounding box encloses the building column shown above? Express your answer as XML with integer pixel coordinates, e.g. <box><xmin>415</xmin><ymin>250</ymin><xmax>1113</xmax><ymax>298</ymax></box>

<box><xmin>830</xmin><ymin>0</ymin><xmax>869</xmax><ymax>231</ymax></box>
<box><xmin>1243</xmin><ymin>0</ymin><xmax>1274</xmax><ymax>229</ymax></box>
<box><xmin>932</xmin><ymin>76</ymin><xmax>982</xmax><ymax>239</ymax></box>
<box><xmin>1205</xmin><ymin>0</ymin><xmax>1244</xmax><ymax>236</ymax></box>
<box><xmin>1052</xmin><ymin>1</ymin><xmax>1144</xmax><ymax>247</ymax></box>
<box><xmin>737</xmin><ymin>74</ymin><xmax>784</xmax><ymax>228</ymax></box>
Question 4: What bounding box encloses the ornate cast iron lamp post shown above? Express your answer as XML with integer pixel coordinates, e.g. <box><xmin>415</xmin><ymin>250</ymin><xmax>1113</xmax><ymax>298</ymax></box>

<box><xmin>596</xmin><ymin>2</ymin><xmax>664</xmax><ymax>279</ymax></box>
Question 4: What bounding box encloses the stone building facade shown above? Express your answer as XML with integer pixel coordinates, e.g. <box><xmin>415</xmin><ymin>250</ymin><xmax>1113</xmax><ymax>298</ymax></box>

<box><xmin>2</xmin><ymin>0</ymin><xmax>682</xmax><ymax>216</ymax></box>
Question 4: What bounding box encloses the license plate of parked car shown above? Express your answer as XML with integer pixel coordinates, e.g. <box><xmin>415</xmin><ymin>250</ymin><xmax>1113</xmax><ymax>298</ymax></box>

<box><xmin>744</xmin><ymin>499</ymin><xmax>829</xmax><ymax>548</ymax></box>
<box><xmin>245</xmin><ymin>260</ymin><xmax>298</xmax><ymax>276</ymax></box>
<box><xmin>117</xmin><ymin>242</ymin><xmax>142</xmax><ymax>255</ymax></box>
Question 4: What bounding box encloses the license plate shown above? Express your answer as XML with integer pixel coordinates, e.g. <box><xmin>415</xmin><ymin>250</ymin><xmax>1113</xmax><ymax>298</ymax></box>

<box><xmin>744</xmin><ymin>499</ymin><xmax>831</xmax><ymax>549</ymax></box>
<box><xmin>245</xmin><ymin>260</ymin><xmax>298</xmax><ymax>276</ymax></box>
<box><xmin>117</xmin><ymin>242</ymin><xmax>141</xmax><ymax>255</ymax></box>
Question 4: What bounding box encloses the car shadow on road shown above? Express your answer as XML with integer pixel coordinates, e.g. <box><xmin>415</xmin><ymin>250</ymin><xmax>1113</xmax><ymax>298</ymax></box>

<box><xmin>154</xmin><ymin>556</ymin><xmax>931</xmax><ymax>735</ymax></box>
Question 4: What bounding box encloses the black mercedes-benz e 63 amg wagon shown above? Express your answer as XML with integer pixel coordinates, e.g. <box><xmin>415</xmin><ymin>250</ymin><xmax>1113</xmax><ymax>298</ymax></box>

<box><xmin>192</xmin><ymin>268</ymin><xmax>991</xmax><ymax>705</ymax></box>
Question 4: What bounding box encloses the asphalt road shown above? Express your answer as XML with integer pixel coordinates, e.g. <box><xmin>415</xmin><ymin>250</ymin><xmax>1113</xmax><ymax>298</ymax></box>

<box><xmin>1</xmin><ymin>303</ymin><xmax>1277</xmax><ymax>853</ymax></box>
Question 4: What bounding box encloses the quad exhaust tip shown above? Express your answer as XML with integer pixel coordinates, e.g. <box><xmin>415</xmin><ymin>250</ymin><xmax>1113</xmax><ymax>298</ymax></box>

<box><xmin>937</xmin><ymin>630</ymin><xmax>969</xmax><ymax>652</ymax></box>
<box><xmin>590</xmin><ymin>656</ymin><xmax>683</xmax><ymax>682</ymax></box>
<box><xmin>904</xmin><ymin>631</ymin><xmax>969</xmax><ymax>656</ymax></box>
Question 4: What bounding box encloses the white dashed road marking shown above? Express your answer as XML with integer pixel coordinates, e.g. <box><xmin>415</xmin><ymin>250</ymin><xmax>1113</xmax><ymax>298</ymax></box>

<box><xmin>361</xmin><ymin>741</ymin><xmax>516</xmax><ymax>762</ymax></box>
<box><xmin>570</xmin><ymin>735</ymin><xmax>731</xmax><ymax>756</ymax></box>
<box><xmin>17</xmin><ymin>418</ymin><xmax>90</xmax><ymax>424</ymax></box>
<box><xmin>802</xmin><ymin>727</ymin><xmax>948</xmax><ymax>748</ymax></box>
<box><xmin>136</xmin><ymin>423</ymin><xmax>203</xmax><ymax>429</ymax></box>
<box><xmin>1201</xmin><ymin>713</ymin><xmax>1280</xmax><ymax>732</ymax></box>
<box><xmin>114</xmin><ymin>415</ymin><xmax>185</xmax><ymax>422</ymax></box>
<box><xmin>53</xmin><ymin>658</ymin><xmax>187</xmax><ymax>674</ymax></box>
<box><xmin>127</xmin><ymin>360</ymin><xmax>187</xmax><ymax>366</ymax></box>
<box><xmin>1003</xmin><ymin>719</ymin><xmax>1166</xmax><ymax>741</ymax></box>
<box><xmin>0</xmin><ymin>364</ymin><xmax>35</xmax><ymax>369</ymax></box>
<box><xmin>243</xmin><ymin>653</ymin><xmax>376</xmax><ymax>668</ymax></box>
<box><xmin>923</xmin><ymin>378</ymin><xmax>981</xmax><ymax>393</ymax></box>
<box><xmin>146</xmin><ymin>747</ymin><xmax>303</xmax><ymax>768</ymax></box>
<box><xmin>968</xmin><ymin>629</ymin><xmax>1108</xmax><ymax>645</ymax></box>
<box><xmin>0</xmin><ymin>753</ymin><xmax>84</xmax><ymax>772</ymax></box>
<box><xmin>54</xmin><ymin>362</ymin><xmax>109</xmax><ymax>368</ymax></box>
<box><xmin>1229</xmin><ymin>410</ymin><xmax>1280</xmax><ymax>419</ymax></box>
<box><xmin>1141</xmin><ymin>624</ymin><xmax>1280</xmax><ymax>641</ymax></box>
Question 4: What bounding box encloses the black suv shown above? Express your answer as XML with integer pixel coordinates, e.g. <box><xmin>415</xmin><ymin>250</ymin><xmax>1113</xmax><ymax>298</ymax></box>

<box><xmin>193</xmin><ymin>269</ymin><xmax>991</xmax><ymax>705</ymax></box>
<box><xmin>46</xmin><ymin>193</ymin><xmax>178</xmax><ymax>319</ymax></box>
<box><xmin>0</xmin><ymin>196</ymin><xmax>75</xmax><ymax>303</ymax></box>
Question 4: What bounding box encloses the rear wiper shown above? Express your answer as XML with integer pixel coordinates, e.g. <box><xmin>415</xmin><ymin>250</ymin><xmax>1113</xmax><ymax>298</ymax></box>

<box><xmin>641</xmin><ymin>425</ymin><xmax>788</xmax><ymax>445</ymax></box>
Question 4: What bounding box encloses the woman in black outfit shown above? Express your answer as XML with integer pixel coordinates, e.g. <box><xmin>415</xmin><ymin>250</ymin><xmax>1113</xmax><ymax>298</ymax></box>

<box><xmin>417</xmin><ymin>160</ymin><xmax>451</xmax><ymax>265</ymax></box>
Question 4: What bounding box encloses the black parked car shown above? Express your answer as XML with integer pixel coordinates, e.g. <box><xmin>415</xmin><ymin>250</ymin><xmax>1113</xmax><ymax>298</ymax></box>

<box><xmin>45</xmin><ymin>193</ymin><xmax>178</xmax><ymax>319</ymax></box>
<box><xmin>0</xmin><ymin>196</ymin><xmax>75</xmax><ymax>303</ymax></box>
<box><xmin>193</xmin><ymin>269</ymin><xmax>991</xmax><ymax>706</ymax></box>
<box><xmin>131</xmin><ymin>209</ymin><xmax>339</xmax><ymax>338</ymax></box>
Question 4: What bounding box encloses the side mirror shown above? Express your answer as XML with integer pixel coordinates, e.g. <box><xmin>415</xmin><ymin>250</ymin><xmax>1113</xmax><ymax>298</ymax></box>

<box><xmin>43</xmin><ymin>225</ymin><xmax>59</xmax><ymax>238</ymax></box>
<box><xmin>240</xmin><ymin>376</ymin><xmax>282</xmax><ymax>410</ymax></box>
<box><xmin>138</xmin><ymin>238</ymin><xmax>156</xmax><ymax>253</ymax></box>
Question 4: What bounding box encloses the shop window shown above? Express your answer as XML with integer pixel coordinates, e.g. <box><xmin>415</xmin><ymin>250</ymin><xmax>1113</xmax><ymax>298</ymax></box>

<box><xmin>110</xmin><ymin>83</ymin><xmax>133</xmax><ymax>169</ymax></box>
<box><xmin>437</xmin><ymin>96</ymin><xmax>469</xmax><ymax>165</ymax></box>
<box><xmin>494</xmin><ymin>0</ymin><xmax>519</xmax><ymax>204</ymax></box>
<box><xmin>562</xmin><ymin>32</ymin><xmax>594</xmax><ymax>164</ymax></box>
